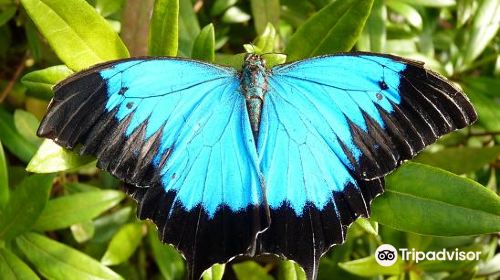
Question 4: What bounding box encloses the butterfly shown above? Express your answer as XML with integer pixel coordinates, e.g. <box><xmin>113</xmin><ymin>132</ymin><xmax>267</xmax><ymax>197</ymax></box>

<box><xmin>37</xmin><ymin>52</ymin><xmax>477</xmax><ymax>280</ymax></box>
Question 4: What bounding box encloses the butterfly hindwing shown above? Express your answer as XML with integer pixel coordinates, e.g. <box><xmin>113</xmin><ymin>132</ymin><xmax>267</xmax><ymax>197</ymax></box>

<box><xmin>37</xmin><ymin>58</ymin><xmax>270</xmax><ymax>279</ymax></box>
<box><xmin>256</xmin><ymin>53</ymin><xmax>476</xmax><ymax>278</ymax></box>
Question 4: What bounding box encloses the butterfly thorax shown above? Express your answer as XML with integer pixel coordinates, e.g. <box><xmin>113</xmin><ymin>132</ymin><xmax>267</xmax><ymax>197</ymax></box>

<box><xmin>241</xmin><ymin>54</ymin><xmax>269</xmax><ymax>142</ymax></box>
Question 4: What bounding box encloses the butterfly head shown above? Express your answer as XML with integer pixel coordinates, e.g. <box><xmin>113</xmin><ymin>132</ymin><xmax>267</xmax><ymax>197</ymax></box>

<box><xmin>244</xmin><ymin>53</ymin><xmax>267</xmax><ymax>71</ymax></box>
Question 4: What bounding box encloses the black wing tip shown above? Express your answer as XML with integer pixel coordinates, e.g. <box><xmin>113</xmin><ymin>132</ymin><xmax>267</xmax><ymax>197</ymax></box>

<box><xmin>401</xmin><ymin>65</ymin><xmax>478</xmax><ymax>127</ymax></box>
<box><xmin>36</xmin><ymin>71</ymin><xmax>110</xmax><ymax>150</ymax></box>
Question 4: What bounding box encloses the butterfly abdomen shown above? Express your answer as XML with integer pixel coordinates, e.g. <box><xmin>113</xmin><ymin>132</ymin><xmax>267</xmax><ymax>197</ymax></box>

<box><xmin>241</xmin><ymin>54</ymin><xmax>270</xmax><ymax>141</ymax></box>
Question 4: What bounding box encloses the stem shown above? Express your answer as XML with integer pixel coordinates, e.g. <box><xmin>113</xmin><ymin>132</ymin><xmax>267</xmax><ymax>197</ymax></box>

<box><xmin>0</xmin><ymin>53</ymin><xmax>27</xmax><ymax>103</ymax></box>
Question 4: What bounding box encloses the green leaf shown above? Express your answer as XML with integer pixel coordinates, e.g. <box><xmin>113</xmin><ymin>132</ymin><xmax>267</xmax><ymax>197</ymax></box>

<box><xmin>210</xmin><ymin>0</ymin><xmax>236</xmax><ymax>16</ymax></box>
<box><xmin>92</xmin><ymin>207</ymin><xmax>132</xmax><ymax>243</ymax></box>
<box><xmin>148</xmin><ymin>225</ymin><xmax>185</xmax><ymax>280</ymax></box>
<box><xmin>21</xmin><ymin>65</ymin><xmax>73</xmax><ymax>100</ymax></box>
<box><xmin>192</xmin><ymin>23</ymin><xmax>215</xmax><ymax>62</ymax></box>
<box><xmin>357</xmin><ymin>0</ymin><xmax>386</xmax><ymax>52</ymax></box>
<box><xmin>398</xmin><ymin>0</ymin><xmax>455</xmax><ymax>7</ymax></box>
<box><xmin>27</xmin><ymin>139</ymin><xmax>95</xmax><ymax>173</ymax></box>
<box><xmin>0</xmin><ymin>247</ymin><xmax>40</xmax><ymax>280</ymax></box>
<box><xmin>250</xmin><ymin>0</ymin><xmax>280</xmax><ymax>34</ymax></box>
<box><xmin>33</xmin><ymin>190</ymin><xmax>125</xmax><ymax>231</ymax></box>
<box><xmin>178</xmin><ymin>0</ymin><xmax>200</xmax><ymax>56</ymax></box>
<box><xmin>355</xmin><ymin>218</ymin><xmax>378</xmax><ymax>236</ymax></box>
<box><xmin>233</xmin><ymin>261</ymin><xmax>272</xmax><ymax>280</ymax></box>
<box><xmin>414</xmin><ymin>146</ymin><xmax>500</xmax><ymax>174</ymax></box>
<box><xmin>222</xmin><ymin>6</ymin><xmax>251</xmax><ymax>23</ymax></box>
<box><xmin>0</xmin><ymin>174</ymin><xmax>53</xmax><ymax>241</ymax></box>
<box><xmin>0</xmin><ymin>107</ymin><xmax>38</xmax><ymax>163</ymax></box>
<box><xmin>202</xmin><ymin>264</ymin><xmax>225</xmax><ymax>280</ymax></box>
<box><xmin>457</xmin><ymin>0</ymin><xmax>474</xmax><ymax>27</ymax></box>
<box><xmin>477</xmin><ymin>252</ymin><xmax>500</xmax><ymax>276</ymax></box>
<box><xmin>71</xmin><ymin>221</ymin><xmax>95</xmax><ymax>243</ymax></box>
<box><xmin>101</xmin><ymin>223</ymin><xmax>143</xmax><ymax>266</ymax></box>
<box><xmin>17</xmin><ymin>232</ymin><xmax>123</xmax><ymax>280</ymax></box>
<box><xmin>371</xmin><ymin>162</ymin><xmax>500</xmax><ymax>236</ymax></box>
<box><xmin>278</xmin><ymin>261</ymin><xmax>306</xmax><ymax>280</ymax></box>
<box><xmin>0</xmin><ymin>6</ymin><xmax>16</xmax><ymax>26</ymax></box>
<box><xmin>252</xmin><ymin>22</ymin><xmax>279</xmax><ymax>53</ymax></box>
<box><xmin>13</xmin><ymin>109</ymin><xmax>42</xmax><ymax>146</ymax></box>
<box><xmin>149</xmin><ymin>0</ymin><xmax>179</xmax><ymax>56</ymax></box>
<box><xmin>285</xmin><ymin>0</ymin><xmax>374</xmax><ymax>61</ymax></box>
<box><xmin>20</xmin><ymin>0</ymin><xmax>129</xmax><ymax>71</ymax></box>
<box><xmin>461</xmin><ymin>77</ymin><xmax>500</xmax><ymax>140</ymax></box>
<box><xmin>339</xmin><ymin>256</ymin><xmax>403</xmax><ymax>276</ymax></box>
<box><xmin>215</xmin><ymin>53</ymin><xmax>246</xmax><ymax>69</ymax></box>
<box><xmin>386</xmin><ymin>0</ymin><xmax>423</xmax><ymax>30</ymax></box>
<box><xmin>0</xmin><ymin>140</ymin><xmax>8</xmax><ymax>208</ymax></box>
<box><xmin>95</xmin><ymin>0</ymin><xmax>124</xmax><ymax>17</ymax></box>
<box><xmin>64</xmin><ymin>182</ymin><xmax>101</xmax><ymax>193</ymax></box>
<box><xmin>462</xmin><ymin>0</ymin><xmax>499</xmax><ymax>65</ymax></box>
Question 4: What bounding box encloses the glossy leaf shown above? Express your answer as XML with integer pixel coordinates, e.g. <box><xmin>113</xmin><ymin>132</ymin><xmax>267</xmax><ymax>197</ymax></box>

<box><xmin>95</xmin><ymin>0</ymin><xmax>124</xmax><ymax>17</ymax></box>
<box><xmin>0</xmin><ymin>174</ymin><xmax>53</xmax><ymax>241</ymax></box>
<box><xmin>398</xmin><ymin>0</ymin><xmax>455</xmax><ymax>7</ymax></box>
<box><xmin>222</xmin><ymin>6</ymin><xmax>251</xmax><ymax>23</ymax></box>
<box><xmin>250</xmin><ymin>0</ymin><xmax>280</xmax><ymax>34</ymax></box>
<box><xmin>33</xmin><ymin>190</ymin><xmax>125</xmax><ymax>231</ymax></box>
<box><xmin>0</xmin><ymin>107</ymin><xmax>38</xmax><ymax>162</ymax></box>
<box><xmin>178</xmin><ymin>0</ymin><xmax>200</xmax><ymax>56</ymax></box>
<box><xmin>27</xmin><ymin>139</ymin><xmax>95</xmax><ymax>173</ymax></box>
<box><xmin>233</xmin><ymin>261</ymin><xmax>272</xmax><ymax>280</ymax></box>
<box><xmin>215</xmin><ymin>53</ymin><xmax>246</xmax><ymax>69</ymax></box>
<box><xmin>371</xmin><ymin>162</ymin><xmax>500</xmax><ymax>236</ymax></box>
<box><xmin>461</xmin><ymin>77</ymin><xmax>500</xmax><ymax>141</ymax></box>
<box><xmin>285</xmin><ymin>0</ymin><xmax>374</xmax><ymax>61</ymax></box>
<box><xmin>21</xmin><ymin>65</ymin><xmax>73</xmax><ymax>100</ymax></box>
<box><xmin>0</xmin><ymin>6</ymin><xmax>16</xmax><ymax>26</ymax></box>
<box><xmin>246</xmin><ymin>22</ymin><xmax>278</xmax><ymax>53</ymax></box>
<box><xmin>71</xmin><ymin>221</ymin><xmax>95</xmax><ymax>243</ymax></box>
<box><xmin>14</xmin><ymin>109</ymin><xmax>42</xmax><ymax>146</ymax></box>
<box><xmin>462</xmin><ymin>0</ymin><xmax>499</xmax><ymax>65</ymax></box>
<box><xmin>386</xmin><ymin>0</ymin><xmax>423</xmax><ymax>30</ymax></box>
<box><xmin>192</xmin><ymin>23</ymin><xmax>215</xmax><ymax>62</ymax></box>
<box><xmin>20</xmin><ymin>0</ymin><xmax>129</xmax><ymax>71</ymax></box>
<box><xmin>0</xmin><ymin>247</ymin><xmax>40</xmax><ymax>280</ymax></box>
<box><xmin>149</xmin><ymin>0</ymin><xmax>179</xmax><ymax>56</ymax></box>
<box><xmin>477</xmin><ymin>253</ymin><xmax>500</xmax><ymax>276</ymax></box>
<box><xmin>17</xmin><ymin>232</ymin><xmax>123</xmax><ymax>280</ymax></box>
<box><xmin>278</xmin><ymin>261</ymin><xmax>306</xmax><ymax>280</ymax></box>
<box><xmin>148</xmin><ymin>225</ymin><xmax>185</xmax><ymax>280</ymax></box>
<box><xmin>357</xmin><ymin>0</ymin><xmax>386</xmax><ymax>52</ymax></box>
<box><xmin>415</xmin><ymin>146</ymin><xmax>500</xmax><ymax>174</ymax></box>
<box><xmin>339</xmin><ymin>256</ymin><xmax>403</xmax><ymax>276</ymax></box>
<box><xmin>101</xmin><ymin>223</ymin><xmax>143</xmax><ymax>266</ymax></box>
<box><xmin>202</xmin><ymin>264</ymin><xmax>225</xmax><ymax>280</ymax></box>
<box><xmin>210</xmin><ymin>0</ymin><xmax>236</xmax><ymax>16</ymax></box>
<box><xmin>0</xmin><ymin>140</ymin><xmax>8</xmax><ymax>208</ymax></box>
<box><xmin>92</xmin><ymin>207</ymin><xmax>132</xmax><ymax>243</ymax></box>
<box><xmin>457</xmin><ymin>0</ymin><xmax>474</xmax><ymax>27</ymax></box>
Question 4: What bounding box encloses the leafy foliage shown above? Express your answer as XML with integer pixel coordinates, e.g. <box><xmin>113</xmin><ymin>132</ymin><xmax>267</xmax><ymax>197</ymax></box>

<box><xmin>0</xmin><ymin>0</ymin><xmax>499</xmax><ymax>279</ymax></box>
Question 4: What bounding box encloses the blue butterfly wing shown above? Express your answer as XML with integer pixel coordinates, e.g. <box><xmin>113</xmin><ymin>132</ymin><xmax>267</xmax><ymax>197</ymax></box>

<box><xmin>38</xmin><ymin>58</ymin><xmax>270</xmax><ymax>279</ymax></box>
<box><xmin>256</xmin><ymin>53</ymin><xmax>476</xmax><ymax>278</ymax></box>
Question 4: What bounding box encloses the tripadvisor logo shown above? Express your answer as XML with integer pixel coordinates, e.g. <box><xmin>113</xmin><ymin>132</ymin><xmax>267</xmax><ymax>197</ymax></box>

<box><xmin>375</xmin><ymin>244</ymin><xmax>481</xmax><ymax>266</ymax></box>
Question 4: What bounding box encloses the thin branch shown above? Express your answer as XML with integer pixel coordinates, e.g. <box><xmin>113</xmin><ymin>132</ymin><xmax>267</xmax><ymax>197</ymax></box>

<box><xmin>0</xmin><ymin>53</ymin><xmax>28</xmax><ymax>103</ymax></box>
